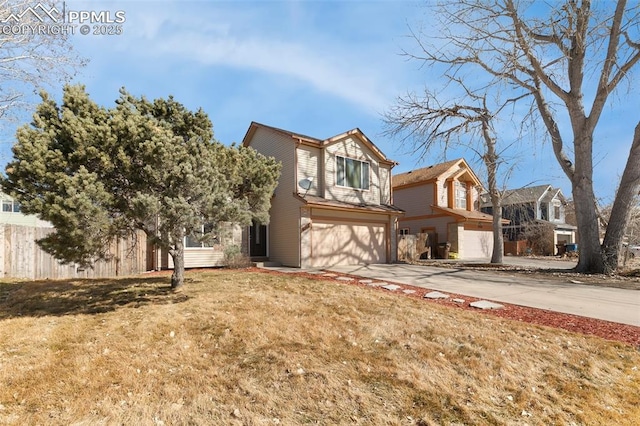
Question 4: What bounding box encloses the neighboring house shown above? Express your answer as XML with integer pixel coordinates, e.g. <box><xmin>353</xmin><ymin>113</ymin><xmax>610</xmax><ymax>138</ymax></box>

<box><xmin>480</xmin><ymin>184</ymin><xmax>577</xmax><ymax>255</ymax></box>
<box><xmin>0</xmin><ymin>192</ymin><xmax>52</xmax><ymax>228</ymax></box>
<box><xmin>241</xmin><ymin>122</ymin><xmax>403</xmax><ymax>268</ymax></box>
<box><xmin>392</xmin><ymin>159</ymin><xmax>497</xmax><ymax>259</ymax></box>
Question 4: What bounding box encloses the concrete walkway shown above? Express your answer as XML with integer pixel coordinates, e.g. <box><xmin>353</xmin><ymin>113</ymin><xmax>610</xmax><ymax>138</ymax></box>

<box><xmin>326</xmin><ymin>263</ymin><xmax>640</xmax><ymax>327</ymax></box>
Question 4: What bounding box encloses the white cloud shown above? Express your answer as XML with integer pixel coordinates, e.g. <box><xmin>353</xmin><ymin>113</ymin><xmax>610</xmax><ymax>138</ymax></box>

<box><xmin>157</xmin><ymin>32</ymin><xmax>388</xmax><ymax>111</ymax></box>
<box><xmin>75</xmin><ymin>1</ymin><xmax>405</xmax><ymax>114</ymax></box>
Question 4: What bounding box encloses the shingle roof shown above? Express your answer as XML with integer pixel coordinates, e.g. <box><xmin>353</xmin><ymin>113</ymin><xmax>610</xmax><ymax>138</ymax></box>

<box><xmin>499</xmin><ymin>185</ymin><xmax>553</xmax><ymax>206</ymax></box>
<box><xmin>480</xmin><ymin>185</ymin><xmax>567</xmax><ymax>208</ymax></box>
<box><xmin>242</xmin><ymin>121</ymin><xmax>322</xmax><ymax>144</ymax></box>
<box><xmin>392</xmin><ymin>159</ymin><xmax>463</xmax><ymax>188</ymax></box>
<box><xmin>299</xmin><ymin>194</ymin><xmax>404</xmax><ymax>214</ymax></box>
<box><xmin>242</xmin><ymin>121</ymin><xmax>396</xmax><ymax>166</ymax></box>
<box><xmin>432</xmin><ymin>205</ymin><xmax>508</xmax><ymax>223</ymax></box>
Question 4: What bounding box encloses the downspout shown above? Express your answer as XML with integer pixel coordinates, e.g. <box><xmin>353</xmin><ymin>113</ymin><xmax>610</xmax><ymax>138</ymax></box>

<box><xmin>294</xmin><ymin>137</ymin><xmax>302</xmax><ymax>267</ymax></box>
<box><xmin>294</xmin><ymin>138</ymin><xmax>301</xmax><ymax>196</ymax></box>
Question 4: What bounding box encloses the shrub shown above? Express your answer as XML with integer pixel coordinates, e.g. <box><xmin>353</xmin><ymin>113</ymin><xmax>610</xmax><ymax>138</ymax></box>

<box><xmin>223</xmin><ymin>245</ymin><xmax>251</xmax><ymax>269</ymax></box>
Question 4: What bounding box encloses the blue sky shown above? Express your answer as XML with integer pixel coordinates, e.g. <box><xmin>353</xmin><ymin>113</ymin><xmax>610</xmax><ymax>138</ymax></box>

<box><xmin>2</xmin><ymin>0</ymin><xmax>638</xmax><ymax>204</ymax></box>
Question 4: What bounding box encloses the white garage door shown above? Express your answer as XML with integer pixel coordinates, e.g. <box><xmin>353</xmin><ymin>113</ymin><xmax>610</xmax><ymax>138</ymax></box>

<box><xmin>462</xmin><ymin>229</ymin><xmax>493</xmax><ymax>259</ymax></box>
<box><xmin>311</xmin><ymin>221</ymin><xmax>386</xmax><ymax>267</ymax></box>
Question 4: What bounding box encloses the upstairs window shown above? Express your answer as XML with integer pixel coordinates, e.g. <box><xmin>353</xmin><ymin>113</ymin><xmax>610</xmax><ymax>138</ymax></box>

<box><xmin>454</xmin><ymin>181</ymin><xmax>467</xmax><ymax>209</ymax></box>
<box><xmin>1</xmin><ymin>199</ymin><xmax>20</xmax><ymax>213</ymax></box>
<box><xmin>540</xmin><ymin>202</ymin><xmax>549</xmax><ymax>220</ymax></box>
<box><xmin>336</xmin><ymin>156</ymin><xmax>370</xmax><ymax>190</ymax></box>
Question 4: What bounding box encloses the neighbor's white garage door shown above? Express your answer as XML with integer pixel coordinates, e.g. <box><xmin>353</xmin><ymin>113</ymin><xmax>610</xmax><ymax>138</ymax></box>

<box><xmin>310</xmin><ymin>221</ymin><xmax>386</xmax><ymax>267</ymax></box>
<box><xmin>462</xmin><ymin>228</ymin><xmax>493</xmax><ymax>259</ymax></box>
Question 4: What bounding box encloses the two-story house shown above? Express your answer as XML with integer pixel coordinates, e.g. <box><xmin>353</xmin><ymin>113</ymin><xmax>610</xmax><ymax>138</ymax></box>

<box><xmin>392</xmin><ymin>159</ymin><xmax>496</xmax><ymax>259</ymax></box>
<box><xmin>480</xmin><ymin>184</ymin><xmax>577</xmax><ymax>255</ymax></box>
<box><xmin>241</xmin><ymin>122</ymin><xmax>403</xmax><ymax>268</ymax></box>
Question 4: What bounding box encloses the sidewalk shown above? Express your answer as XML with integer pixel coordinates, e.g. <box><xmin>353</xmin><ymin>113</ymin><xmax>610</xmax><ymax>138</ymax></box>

<box><xmin>326</xmin><ymin>263</ymin><xmax>640</xmax><ymax>327</ymax></box>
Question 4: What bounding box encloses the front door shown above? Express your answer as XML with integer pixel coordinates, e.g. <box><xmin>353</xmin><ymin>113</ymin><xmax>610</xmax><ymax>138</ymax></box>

<box><xmin>249</xmin><ymin>221</ymin><xmax>267</xmax><ymax>257</ymax></box>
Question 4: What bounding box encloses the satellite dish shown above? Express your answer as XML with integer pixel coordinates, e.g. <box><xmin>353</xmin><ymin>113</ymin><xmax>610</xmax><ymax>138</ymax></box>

<box><xmin>298</xmin><ymin>177</ymin><xmax>313</xmax><ymax>191</ymax></box>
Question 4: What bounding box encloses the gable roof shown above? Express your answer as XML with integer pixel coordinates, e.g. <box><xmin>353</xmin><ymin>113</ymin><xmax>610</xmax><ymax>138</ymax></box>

<box><xmin>485</xmin><ymin>185</ymin><xmax>566</xmax><ymax>207</ymax></box>
<box><xmin>241</xmin><ymin>121</ymin><xmax>397</xmax><ymax>167</ymax></box>
<box><xmin>431</xmin><ymin>205</ymin><xmax>508</xmax><ymax>224</ymax></box>
<box><xmin>392</xmin><ymin>158</ymin><xmax>481</xmax><ymax>189</ymax></box>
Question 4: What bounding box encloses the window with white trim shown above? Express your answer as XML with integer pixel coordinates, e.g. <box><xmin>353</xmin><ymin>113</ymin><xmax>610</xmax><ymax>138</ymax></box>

<box><xmin>399</xmin><ymin>228</ymin><xmax>410</xmax><ymax>236</ymax></box>
<box><xmin>336</xmin><ymin>155</ymin><xmax>370</xmax><ymax>190</ymax></box>
<box><xmin>454</xmin><ymin>181</ymin><xmax>467</xmax><ymax>209</ymax></box>
<box><xmin>1</xmin><ymin>199</ymin><xmax>21</xmax><ymax>213</ymax></box>
<box><xmin>185</xmin><ymin>223</ymin><xmax>217</xmax><ymax>248</ymax></box>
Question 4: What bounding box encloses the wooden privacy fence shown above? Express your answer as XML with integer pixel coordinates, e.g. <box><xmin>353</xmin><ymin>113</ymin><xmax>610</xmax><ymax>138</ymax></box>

<box><xmin>397</xmin><ymin>233</ymin><xmax>431</xmax><ymax>262</ymax></box>
<box><xmin>0</xmin><ymin>225</ymin><xmax>147</xmax><ymax>280</ymax></box>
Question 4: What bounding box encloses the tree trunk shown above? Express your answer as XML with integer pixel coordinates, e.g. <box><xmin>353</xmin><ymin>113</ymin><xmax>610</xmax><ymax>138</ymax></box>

<box><xmin>482</xmin><ymin>118</ymin><xmax>503</xmax><ymax>264</ymax></box>
<box><xmin>490</xmin><ymin>204</ymin><xmax>504</xmax><ymax>264</ymax></box>
<box><xmin>169</xmin><ymin>238</ymin><xmax>185</xmax><ymax>290</ymax></box>
<box><xmin>572</xmin><ymin>136</ymin><xmax>604</xmax><ymax>273</ymax></box>
<box><xmin>602</xmin><ymin>122</ymin><xmax>640</xmax><ymax>273</ymax></box>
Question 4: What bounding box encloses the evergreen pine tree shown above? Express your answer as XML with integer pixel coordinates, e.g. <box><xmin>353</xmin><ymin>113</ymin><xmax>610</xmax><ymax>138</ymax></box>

<box><xmin>3</xmin><ymin>85</ymin><xmax>280</xmax><ymax>289</ymax></box>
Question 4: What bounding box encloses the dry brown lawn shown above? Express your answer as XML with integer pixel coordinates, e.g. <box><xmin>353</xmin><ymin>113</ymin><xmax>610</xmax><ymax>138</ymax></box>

<box><xmin>0</xmin><ymin>269</ymin><xmax>638</xmax><ymax>425</ymax></box>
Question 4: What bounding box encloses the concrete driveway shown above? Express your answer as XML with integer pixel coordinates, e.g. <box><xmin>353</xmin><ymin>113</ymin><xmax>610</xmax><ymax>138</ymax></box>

<box><xmin>327</xmin><ymin>263</ymin><xmax>640</xmax><ymax>327</ymax></box>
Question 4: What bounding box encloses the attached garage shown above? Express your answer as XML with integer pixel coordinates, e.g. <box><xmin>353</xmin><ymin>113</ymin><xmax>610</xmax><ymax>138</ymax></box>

<box><xmin>462</xmin><ymin>226</ymin><xmax>493</xmax><ymax>258</ymax></box>
<box><xmin>310</xmin><ymin>221</ymin><xmax>387</xmax><ymax>267</ymax></box>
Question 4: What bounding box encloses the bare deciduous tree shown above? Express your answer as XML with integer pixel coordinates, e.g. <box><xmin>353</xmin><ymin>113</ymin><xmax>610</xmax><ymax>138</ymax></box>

<box><xmin>0</xmin><ymin>0</ymin><xmax>84</xmax><ymax>121</ymax></box>
<box><xmin>384</xmin><ymin>87</ymin><xmax>519</xmax><ymax>264</ymax></box>
<box><xmin>391</xmin><ymin>0</ymin><xmax>640</xmax><ymax>273</ymax></box>
<box><xmin>601</xmin><ymin>123</ymin><xmax>640</xmax><ymax>269</ymax></box>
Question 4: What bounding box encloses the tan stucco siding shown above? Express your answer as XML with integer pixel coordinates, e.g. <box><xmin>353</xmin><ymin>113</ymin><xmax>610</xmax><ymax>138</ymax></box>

<box><xmin>248</xmin><ymin>127</ymin><xmax>301</xmax><ymax>266</ymax></box>
<box><xmin>296</xmin><ymin>145</ymin><xmax>322</xmax><ymax>197</ymax></box>
<box><xmin>396</xmin><ymin>216</ymin><xmax>452</xmax><ymax>241</ymax></box>
<box><xmin>394</xmin><ymin>185</ymin><xmax>435</xmax><ymax>218</ymax></box>
<box><xmin>323</xmin><ymin>136</ymin><xmax>382</xmax><ymax>205</ymax></box>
